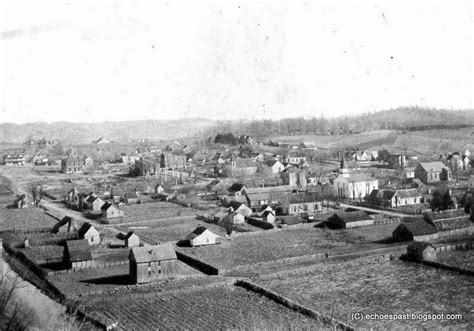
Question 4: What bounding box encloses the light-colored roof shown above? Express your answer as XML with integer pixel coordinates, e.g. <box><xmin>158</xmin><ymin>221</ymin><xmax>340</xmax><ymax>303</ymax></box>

<box><xmin>418</xmin><ymin>162</ymin><xmax>449</xmax><ymax>173</ymax></box>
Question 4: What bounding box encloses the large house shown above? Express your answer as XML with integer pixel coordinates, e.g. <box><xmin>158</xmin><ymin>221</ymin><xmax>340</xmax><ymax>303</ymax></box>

<box><xmin>332</xmin><ymin>156</ymin><xmax>378</xmax><ymax>199</ymax></box>
<box><xmin>134</xmin><ymin>158</ymin><xmax>160</xmax><ymax>177</ymax></box>
<box><xmin>265</xmin><ymin>160</ymin><xmax>285</xmax><ymax>174</ymax></box>
<box><xmin>281</xmin><ymin>168</ymin><xmax>307</xmax><ymax>187</ymax></box>
<box><xmin>61</xmin><ymin>157</ymin><xmax>84</xmax><ymax>174</ymax></box>
<box><xmin>281</xmin><ymin>193</ymin><xmax>323</xmax><ymax>215</ymax></box>
<box><xmin>222</xmin><ymin>158</ymin><xmax>257</xmax><ymax>177</ymax></box>
<box><xmin>129</xmin><ymin>244</ymin><xmax>178</xmax><ymax>284</ymax></box>
<box><xmin>415</xmin><ymin>162</ymin><xmax>451</xmax><ymax>183</ymax></box>
<box><xmin>367</xmin><ymin>189</ymin><xmax>423</xmax><ymax>208</ymax></box>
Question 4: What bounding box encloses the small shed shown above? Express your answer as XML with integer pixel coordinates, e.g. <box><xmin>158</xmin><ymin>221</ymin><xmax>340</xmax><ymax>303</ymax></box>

<box><xmin>101</xmin><ymin>202</ymin><xmax>125</xmax><ymax>219</ymax></box>
<box><xmin>186</xmin><ymin>226</ymin><xmax>220</xmax><ymax>246</ymax></box>
<box><xmin>327</xmin><ymin>211</ymin><xmax>374</xmax><ymax>229</ymax></box>
<box><xmin>124</xmin><ymin>231</ymin><xmax>140</xmax><ymax>247</ymax></box>
<box><xmin>129</xmin><ymin>243</ymin><xmax>178</xmax><ymax>284</ymax></box>
<box><xmin>406</xmin><ymin>242</ymin><xmax>437</xmax><ymax>261</ymax></box>
<box><xmin>392</xmin><ymin>219</ymin><xmax>439</xmax><ymax>242</ymax></box>
<box><xmin>78</xmin><ymin>222</ymin><xmax>101</xmax><ymax>245</ymax></box>
<box><xmin>124</xmin><ymin>191</ymin><xmax>139</xmax><ymax>204</ymax></box>
<box><xmin>65</xmin><ymin>240</ymin><xmax>93</xmax><ymax>269</ymax></box>
<box><xmin>262</xmin><ymin>210</ymin><xmax>276</xmax><ymax>224</ymax></box>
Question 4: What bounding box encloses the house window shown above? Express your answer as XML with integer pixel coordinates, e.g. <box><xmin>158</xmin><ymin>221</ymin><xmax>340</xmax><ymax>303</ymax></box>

<box><xmin>147</xmin><ymin>262</ymin><xmax>151</xmax><ymax>276</ymax></box>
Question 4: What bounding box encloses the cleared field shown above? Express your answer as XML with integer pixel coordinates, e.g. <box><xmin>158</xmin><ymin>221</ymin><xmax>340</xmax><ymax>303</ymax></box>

<box><xmin>178</xmin><ymin>224</ymin><xmax>400</xmax><ymax>271</ymax></box>
<box><xmin>0</xmin><ymin>205</ymin><xmax>58</xmax><ymax>231</ymax></box>
<box><xmin>254</xmin><ymin>259</ymin><xmax>473</xmax><ymax>329</ymax></box>
<box><xmin>118</xmin><ymin>201</ymin><xmax>197</xmax><ymax>222</ymax></box>
<box><xmin>436</xmin><ymin>249</ymin><xmax>474</xmax><ymax>271</ymax></box>
<box><xmin>128</xmin><ymin>217</ymin><xmax>228</xmax><ymax>244</ymax></box>
<box><xmin>49</xmin><ymin>262</ymin><xmax>201</xmax><ymax>298</ymax></box>
<box><xmin>83</xmin><ymin>285</ymin><xmax>326</xmax><ymax>330</ymax></box>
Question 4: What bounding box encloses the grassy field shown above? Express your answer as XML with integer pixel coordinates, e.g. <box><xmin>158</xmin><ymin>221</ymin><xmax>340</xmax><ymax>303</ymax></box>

<box><xmin>254</xmin><ymin>258</ymin><xmax>473</xmax><ymax>329</ymax></box>
<box><xmin>436</xmin><ymin>249</ymin><xmax>474</xmax><ymax>271</ymax></box>
<box><xmin>269</xmin><ymin>128</ymin><xmax>473</xmax><ymax>158</ymax></box>
<box><xmin>178</xmin><ymin>223</ymin><xmax>400</xmax><ymax>272</ymax></box>
<box><xmin>48</xmin><ymin>262</ymin><xmax>201</xmax><ymax>298</ymax></box>
<box><xmin>82</xmin><ymin>285</ymin><xmax>327</xmax><ymax>330</ymax></box>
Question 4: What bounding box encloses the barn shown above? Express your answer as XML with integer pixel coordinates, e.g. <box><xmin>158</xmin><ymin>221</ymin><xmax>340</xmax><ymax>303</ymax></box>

<box><xmin>129</xmin><ymin>243</ymin><xmax>178</xmax><ymax>284</ymax></box>
<box><xmin>392</xmin><ymin>219</ymin><xmax>439</xmax><ymax>242</ymax></box>
<box><xmin>327</xmin><ymin>211</ymin><xmax>374</xmax><ymax>229</ymax></box>
<box><xmin>64</xmin><ymin>240</ymin><xmax>93</xmax><ymax>269</ymax></box>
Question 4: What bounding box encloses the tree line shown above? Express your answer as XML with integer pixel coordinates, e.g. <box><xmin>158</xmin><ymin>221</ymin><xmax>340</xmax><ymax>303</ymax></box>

<box><xmin>204</xmin><ymin>107</ymin><xmax>474</xmax><ymax>139</ymax></box>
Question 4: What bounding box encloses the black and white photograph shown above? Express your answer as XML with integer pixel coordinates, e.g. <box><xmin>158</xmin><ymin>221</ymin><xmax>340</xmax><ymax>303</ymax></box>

<box><xmin>0</xmin><ymin>0</ymin><xmax>472</xmax><ymax>329</ymax></box>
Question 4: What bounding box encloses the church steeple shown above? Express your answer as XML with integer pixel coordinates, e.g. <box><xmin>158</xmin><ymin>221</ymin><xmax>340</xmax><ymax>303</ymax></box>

<box><xmin>339</xmin><ymin>154</ymin><xmax>349</xmax><ymax>178</ymax></box>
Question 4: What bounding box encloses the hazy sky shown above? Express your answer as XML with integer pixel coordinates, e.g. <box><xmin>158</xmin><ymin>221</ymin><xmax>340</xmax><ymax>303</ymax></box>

<box><xmin>0</xmin><ymin>0</ymin><xmax>472</xmax><ymax>123</ymax></box>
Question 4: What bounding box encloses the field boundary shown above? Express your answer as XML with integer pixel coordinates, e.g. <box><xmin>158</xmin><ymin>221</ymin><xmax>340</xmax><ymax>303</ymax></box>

<box><xmin>235</xmin><ymin>279</ymin><xmax>354</xmax><ymax>330</ymax></box>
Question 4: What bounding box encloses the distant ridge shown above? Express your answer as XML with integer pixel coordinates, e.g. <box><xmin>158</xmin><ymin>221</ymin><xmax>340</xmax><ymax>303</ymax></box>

<box><xmin>0</xmin><ymin>118</ymin><xmax>215</xmax><ymax>143</ymax></box>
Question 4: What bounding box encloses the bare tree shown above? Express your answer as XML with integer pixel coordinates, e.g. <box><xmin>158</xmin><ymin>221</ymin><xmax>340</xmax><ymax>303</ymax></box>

<box><xmin>0</xmin><ymin>270</ymin><xmax>35</xmax><ymax>330</ymax></box>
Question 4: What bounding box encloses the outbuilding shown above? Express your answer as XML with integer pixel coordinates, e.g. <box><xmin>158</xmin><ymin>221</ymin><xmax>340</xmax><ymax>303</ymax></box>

<box><xmin>186</xmin><ymin>226</ymin><xmax>220</xmax><ymax>246</ymax></box>
<box><xmin>129</xmin><ymin>243</ymin><xmax>178</xmax><ymax>284</ymax></box>
<box><xmin>406</xmin><ymin>242</ymin><xmax>437</xmax><ymax>261</ymax></box>
<box><xmin>327</xmin><ymin>211</ymin><xmax>374</xmax><ymax>229</ymax></box>
<box><xmin>65</xmin><ymin>240</ymin><xmax>93</xmax><ymax>269</ymax></box>
<box><xmin>392</xmin><ymin>219</ymin><xmax>439</xmax><ymax>242</ymax></box>
<box><xmin>78</xmin><ymin>222</ymin><xmax>101</xmax><ymax>245</ymax></box>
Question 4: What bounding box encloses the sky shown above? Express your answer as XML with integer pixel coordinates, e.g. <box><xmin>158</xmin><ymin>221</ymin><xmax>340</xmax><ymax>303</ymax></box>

<box><xmin>0</xmin><ymin>0</ymin><xmax>472</xmax><ymax>123</ymax></box>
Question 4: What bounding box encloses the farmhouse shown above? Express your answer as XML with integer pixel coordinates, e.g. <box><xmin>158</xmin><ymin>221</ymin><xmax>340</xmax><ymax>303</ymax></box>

<box><xmin>406</xmin><ymin>242</ymin><xmax>437</xmax><ymax>262</ymax></box>
<box><xmin>327</xmin><ymin>211</ymin><xmax>374</xmax><ymax>229</ymax></box>
<box><xmin>186</xmin><ymin>226</ymin><xmax>220</xmax><ymax>246</ymax></box>
<box><xmin>281</xmin><ymin>168</ymin><xmax>307</xmax><ymax>187</ymax></box>
<box><xmin>415</xmin><ymin>162</ymin><xmax>452</xmax><ymax>183</ymax></box>
<box><xmin>265</xmin><ymin>160</ymin><xmax>285</xmax><ymax>174</ymax></box>
<box><xmin>101</xmin><ymin>202</ymin><xmax>125</xmax><ymax>219</ymax></box>
<box><xmin>392</xmin><ymin>219</ymin><xmax>438</xmax><ymax>242</ymax></box>
<box><xmin>124</xmin><ymin>191</ymin><xmax>139</xmax><ymax>204</ymax></box>
<box><xmin>129</xmin><ymin>244</ymin><xmax>178</xmax><ymax>284</ymax></box>
<box><xmin>61</xmin><ymin>157</ymin><xmax>84</xmax><ymax>174</ymax></box>
<box><xmin>332</xmin><ymin>157</ymin><xmax>378</xmax><ymax>199</ymax></box>
<box><xmin>281</xmin><ymin>193</ymin><xmax>323</xmax><ymax>215</ymax></box>
<box><xmin>78</xmin><ymin>222</ymin><xmax>101</xmax><ymax>245</ymax></box>
<box><xmin>91</xmin><ymin>197</ymin><xmax>105</xmax><ymax>212</ymax></box>
<box><xmin>222</xmin><ymin>158</ymin><xmax>257</xmax><ymax>177</ymax></box>
<box><xmin>367</xmin><ymin>189</ymin><xmax>423</xmax><ymax>208</ymax></box>
<box><xmin>226</xmin><ymin>200</ymin><xmax>252</xmax><ymax>217</ymax></box>
<box><xmin>64</xmin><ymin>240</ymin><xmax>93</xmax><ymax>269</ymax></box>
<box><xmin>134</xmin><ymin>158</ymin><xmax>160</xmax><ymax>177</ymax></box>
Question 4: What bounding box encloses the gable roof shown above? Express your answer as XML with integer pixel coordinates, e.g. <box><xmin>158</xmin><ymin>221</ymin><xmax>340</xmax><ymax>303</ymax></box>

<box><xmin>399</xmin><ymin>219</ymin><xmax>438</xmax><ymax>236</ymax></box>
<box><xmin>78</xmin><ymin>222</ymin><xmax>97</xmax><ymax>237</ymax></box>
<box><xmin>407</xmin><ymin>242</ymin><xmax>436</xmax><ymax>253</ymax></box>
<box><xmin>228</xmin><ymin>183</ymin><xmax>246</xmax><ymax>192</ymax></box>
<box><xmin>129</xmin><ymin>243</ymin><xmax>177</xmax><ymax>263</ymax></box>
<box><xmin>101</xmin><ymin>202</ymin><xmax>114</xmax><ymax>211</ymax></box>
<box><xmin>186</xmin><ymin>226</ymin><xmax>219</xmax><ymax>240</ymax></box>
<box><xmin>262</xmin><ymin>210</ymin><xmax>275</xmax><ymax>217</ymax></box>
<box><xmin>331</xmin><ymin>210</ymin><xmax>371</xmax><ymax>223</ymax></box>
<box><xmin>228</xmin><ymin>200</ymin><xmax>244</xmax><ymax>210</ymax></box>
<box><xmin>418</xmin><ymin>162</ymin><xmax>449</xmax><ymax>173</ymax></box>
<box><xmin>66</xmin><ymin>240</ymin><xmax>92</xmax><ymax>262</ymax></box>
<box><xmin>432</xmin><ymin>218</ymin><xmax>472</xmax><ymax>231</ymax></box>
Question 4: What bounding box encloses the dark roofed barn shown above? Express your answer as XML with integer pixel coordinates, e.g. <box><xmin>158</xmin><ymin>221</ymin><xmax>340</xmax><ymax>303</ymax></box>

<box><xmin>406</xmin><ymin>242</ymin><xmax>437</xmax><ymax>261</ymax></box>
<box><xmin>64</xmin><ymin>240</ymin><xmax>93</xmax><ymax>269</ymax></box>
<box><xmin>327</xmin><ymin>211</ymin><xmax>374</xmax><ymax>229</ymax></box>
<box><xmin>129</xmin><ymin>243</ymin><xmax>178</xmax><ymax>284</ymax></box>
<box><xmin>392</xmin><ymin>219</ymin><xmax>438</xmax><ymax>242</ymax></box>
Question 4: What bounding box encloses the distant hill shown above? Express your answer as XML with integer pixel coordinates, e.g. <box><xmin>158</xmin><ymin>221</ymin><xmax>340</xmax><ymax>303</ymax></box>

<box><xmin>206</xmin><ymin>107</ymin><xmax>474</xmax><ymax>138</ymax></box>
<box><xmin>0</xmin><ymin>118</ymin><xmax>215</xmax><ymax>144</ymax></box>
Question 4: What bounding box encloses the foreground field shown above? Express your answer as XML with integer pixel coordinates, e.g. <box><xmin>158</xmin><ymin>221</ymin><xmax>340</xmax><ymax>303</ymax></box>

<box><xmin>83</xmin><ymin>285</ymin><xmax>326</xmax><ymax>330</ymax></box>
<box><xmin>178</xmin><ymin>224</ymin><xmax>400</xmax><ymax>272</ymax></box>
<box><xmin>436</xmin><ymin>249</ymin><xmax>474</xmax><ymax>271</ymax></box>
<box><xmin>254</xmin><ymin>259</ymin><xmax>473</xmax><ymax>329</ymax></box>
